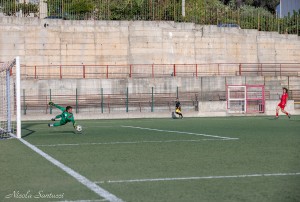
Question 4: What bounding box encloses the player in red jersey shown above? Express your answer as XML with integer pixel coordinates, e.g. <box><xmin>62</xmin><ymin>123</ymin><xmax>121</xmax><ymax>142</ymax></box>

<box><xmin>275</xmin><ymin>87</ymin><xmax>291</xmax><ymax>119</ymax></box>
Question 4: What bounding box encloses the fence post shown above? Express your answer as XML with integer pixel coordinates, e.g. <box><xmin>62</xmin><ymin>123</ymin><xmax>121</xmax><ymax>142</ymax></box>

<box><xmin>101</xmin><ymin>88</ymin><xmax>103</xmax><ymax>113</ymax></box>
<box><xmin>195</xmin><ymin>64</ymin><xmax>198</xmax><ymax>77</ymax></box>
<box><xmin>60</xmin><ymin>65</ymin><xmax>62</xmax><ymax>79</ymax></box>
<box><xmin>151</xmin><ymin>87</ymin><xmax>154</xmax><ymax>112</ymax></box>
<box><xmin>108</xmin><ymin>96</ymin><xmax>110</xmax><ymax>113</ymax></box>
<box><xmin>83</xmin><ymin>65</ymin><xmax>85</xmax><ymax>79</ymax></box>
<box><xmin>173</xmin><ymin>64</ymin><xmax>176</xmax><ymax>77</ymax></box>
<box><xmin>176</xmin><ymin>86</ymin><xmax>179</xmax><ymax>98</ymax></box>
<box><xmin>239</xmin><ymin>64</ymin><xmax>242</xmax><ymax>75</ymax></box>
<box><xmin>34</xmin><ymin>65</ymin><xmax>37</xmax><ymax>79</ymax></box>
<box><xmin>76</xmin><ymin>88</ymin><xmax>78</xmax><ymax>113</ymax></box>
<box><xmin>49</xmin><ymin>89</ymin><xmax>52</xmax><ymax>114</ymax></box>
<box><xmin>129</xmin><ymin>65</ymin><xmax>132</xmax><ymax>78</ymax></box>
<box><xmin>106</xmin><ymin>65</ymin><xmax>108</xmax><ymax>79</ymax></box>
<box><xmin>126</xmin><ymin>87</ymin><xmax>128</xmax><ymax>112</ymax></box>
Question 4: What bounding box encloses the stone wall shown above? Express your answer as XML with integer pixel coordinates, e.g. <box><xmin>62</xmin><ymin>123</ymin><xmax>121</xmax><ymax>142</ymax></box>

<box><xmin>1</xmin><ymin>18</ymin><xmax>300</xmax><ymax>66</ymax></box>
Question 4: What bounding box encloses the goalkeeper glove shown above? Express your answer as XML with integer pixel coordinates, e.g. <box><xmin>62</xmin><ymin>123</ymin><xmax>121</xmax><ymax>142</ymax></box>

<box><xmin>49</xmin><ymin>101</ymin><xmax>54</xmax><ymax>106</ymax></box>
<box><xmin>73</xmin><ymin>122</ymin><xmax>77</xmax><ymax>128</ymax></box>
<box><xmin>51</xmin><ymin>118</ymin><xmax>55</xmax><ymax>121</ymax></box>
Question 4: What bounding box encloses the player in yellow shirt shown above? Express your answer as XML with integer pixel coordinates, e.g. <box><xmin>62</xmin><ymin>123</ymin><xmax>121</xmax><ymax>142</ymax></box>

<box><xmin>175</xmin><ymin>98</ymin><xmax>183</xmax><ymax>119</ymax></box>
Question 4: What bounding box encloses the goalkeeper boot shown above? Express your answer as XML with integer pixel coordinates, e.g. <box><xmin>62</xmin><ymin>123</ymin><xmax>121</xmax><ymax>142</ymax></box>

<box><xmin>48</xmin><ymin>123</ymin><xmax>54</xmax><ymax>127</ymax></box>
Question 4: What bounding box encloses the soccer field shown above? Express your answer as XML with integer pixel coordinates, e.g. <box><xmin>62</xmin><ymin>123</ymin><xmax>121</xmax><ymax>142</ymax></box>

<box><xmin>1</xmin><ymin>116</ymin><xmax>300</xmax><ymax>202</ymax></box>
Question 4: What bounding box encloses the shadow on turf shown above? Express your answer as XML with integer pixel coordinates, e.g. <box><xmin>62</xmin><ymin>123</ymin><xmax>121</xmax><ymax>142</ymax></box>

<box><xmin>21</xmin><ymin>122</ymin><xmax>46</xmax><ymax>138</ymax></box>
<box><xmin>52</xmin><ymin>130</ymin><xmax>77</xmax><ymax>135</ymax></box>
<box><xmin>172</xmin><ymin>112</ymin><xmax>181</xmax><ymax>119</ymax></box>
<box><xmin>22</xmin><ymin>122</ymin><xmax>77</xmax><ymax>138</ymax></box>
<box><xmin>265</xmin><ymin>117</ymin><xmax>298</xmax><ymax>121</ymax></box>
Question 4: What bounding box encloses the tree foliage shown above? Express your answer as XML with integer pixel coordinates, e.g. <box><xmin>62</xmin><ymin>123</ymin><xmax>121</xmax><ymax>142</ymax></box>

<box><xmin>220</xmin><ymin>0</ymin><xmax>280</xmax><ymax>13</ymax></box>
<box><xmin>0</xmin><ymin>0</ymin><xmax>38</xmax><ymax>17</ymax></box>
<box><xmin>0</xmin><ymin>0</ymin><xmax>298</xmax><ymax>35</ymax></box>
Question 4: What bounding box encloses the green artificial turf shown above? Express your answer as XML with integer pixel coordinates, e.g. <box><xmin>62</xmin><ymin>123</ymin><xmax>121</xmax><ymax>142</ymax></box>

<box><xmin>1</xmin><ymin>116</ymin><xmax>299</xmax><ymax>202</ymax></box>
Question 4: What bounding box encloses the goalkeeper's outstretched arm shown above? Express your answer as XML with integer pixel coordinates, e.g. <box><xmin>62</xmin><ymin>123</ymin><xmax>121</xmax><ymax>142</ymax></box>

<box><xmin>49</xmin><ymin>101</ymin><xmax>66</xmax><ymax>112</ymax></box>
<box><xmin>72</xmin><ymin>119</ymin><xmax>77</xmax><ymax>128</ymax></box>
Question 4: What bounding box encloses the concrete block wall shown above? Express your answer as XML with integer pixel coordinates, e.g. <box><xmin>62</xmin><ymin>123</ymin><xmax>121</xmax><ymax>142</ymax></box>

<box><xmin>1</xmin><ymin>18</ymin><xmax>300</xmax><ymax>67</ymax></box>
<box><xmin>21</xmin><ymin>76</ymin><xmax>298</xmax><ymax>97</ymax></box>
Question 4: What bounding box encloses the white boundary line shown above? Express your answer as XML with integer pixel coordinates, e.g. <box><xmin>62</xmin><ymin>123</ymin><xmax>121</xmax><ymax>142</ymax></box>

<box><xmin>17</xmin><ymin>138</ymin><xmax>123</xmax><ymax>202</ymax></box>
<box><xmin>121</xmin><ymin>125</ymin><xmax>238</xmax><ymax>140</ymax></box>
<box><xmin>54</xmin><ymin>200</ymin><xmax>108</xmax><ymax>202</ymax></box>
<box><xmin>35</xmin><ymin>138</ymin><xmax>237</xmax><ymax>147</ymax></box>
<box><xmin>95</xmin><ymin>172</ymin><xmax>300</xmax><ymax>184</ymax></box>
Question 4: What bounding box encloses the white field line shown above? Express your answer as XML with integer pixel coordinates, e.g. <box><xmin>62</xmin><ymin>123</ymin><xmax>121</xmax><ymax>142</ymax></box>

<box><xmin>54</xmin><ymin>200</ymin><xmax>108</xmax><ymax>202</ymax></box>
<box><xmin>95</xmin><ymin>172</ymin><xmax>300</xmax><ymax>184</ymax></box>
<box><xmin>17</xmin><ymin>138</ymin><xmax>123</xmax><ymax>202</ymax></box>
<box><xmin>121</xmin><ymin>125</ymin><xmax>238</xmax><ymax>140</ymax></box>
<box><xmin>35</xmin><ymin>138</ymin><xmax>236</xmax><ymax>147</ymax></box>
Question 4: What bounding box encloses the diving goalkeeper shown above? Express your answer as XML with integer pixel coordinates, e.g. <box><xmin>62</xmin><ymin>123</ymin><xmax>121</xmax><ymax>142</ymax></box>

<box><xmin>48</xmin><ymin>101</ymin><xmax>77</xmax><ymax>128</ymax></box>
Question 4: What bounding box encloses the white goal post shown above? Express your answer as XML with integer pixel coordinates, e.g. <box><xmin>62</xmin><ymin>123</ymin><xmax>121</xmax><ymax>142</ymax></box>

<box><xmin>226</xmin><ymin>85</ymin><xmax>265</xmax><ymax>114</ymax></box>
<box><xmin>0</xmin><ymin>57</ymin><xmax>21</xmax><ymax>139</ymax></box>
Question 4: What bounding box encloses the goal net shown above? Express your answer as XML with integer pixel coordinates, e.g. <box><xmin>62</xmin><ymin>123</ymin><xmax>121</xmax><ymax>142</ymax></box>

<box><xmin>0</xmin><ymin>57</ymin><xmax>21</xmax><ymax>139</ymax></box>
<box><xmin>227</xmin><ymin>85</ymin><xmax>265</xmax><ymax>114</ymax></box>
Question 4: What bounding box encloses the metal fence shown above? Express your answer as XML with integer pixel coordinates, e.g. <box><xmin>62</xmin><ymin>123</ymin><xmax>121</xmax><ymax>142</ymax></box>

<box><xmin>18</xmin><ymin>63</ymin><xmax>300</xmax><ymax>79</ymax></box>
<box><xmin>0</xmin><ymin>0</ymin><xmax>299</xmax><ymax>35</ymax></box>
<box><xmin>20</xmin><ymin>86</ymin><xmax>300</xmax><ymax>115</ymax></box>
<box><xmin>21</xmin><ymin>87</ymin><xmax>200</xmax><ymax>115</ymax></box>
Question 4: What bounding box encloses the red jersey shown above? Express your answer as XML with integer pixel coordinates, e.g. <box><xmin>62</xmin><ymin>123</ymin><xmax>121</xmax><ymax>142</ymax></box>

<box><xmin>280</xmin><ymin>93</ymin><xmax>288</xmax><ymax>105</ymax></box>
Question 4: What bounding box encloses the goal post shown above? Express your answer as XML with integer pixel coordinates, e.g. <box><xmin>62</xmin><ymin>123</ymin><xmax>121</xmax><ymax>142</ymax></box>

<box><xmin>0</xmin><ymin>57</ymin><xmax>21</xmax><ymax>139</ymax></box>
<box><xmin>226</xmin><ymin>85</ymin><xmax>265</xmax><ymax>114</ymax></box>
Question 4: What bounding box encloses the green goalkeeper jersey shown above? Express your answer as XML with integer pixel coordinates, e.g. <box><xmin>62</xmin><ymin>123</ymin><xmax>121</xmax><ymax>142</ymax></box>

<box><xmin>53</xmin><ymin>104</ymin><xmax>75</xmax><ymax>125</ymax></box>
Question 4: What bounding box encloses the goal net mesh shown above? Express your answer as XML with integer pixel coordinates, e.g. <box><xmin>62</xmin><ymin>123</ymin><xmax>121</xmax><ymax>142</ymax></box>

<box><xmin>0</xmin><ymin>59</ymin><xmax>17</xmax><ymax>139</ymax></box>
<box><xmin>227</xmin><ymin>85</ymin><xmax>265</xmax><ymax>114</ymax></box>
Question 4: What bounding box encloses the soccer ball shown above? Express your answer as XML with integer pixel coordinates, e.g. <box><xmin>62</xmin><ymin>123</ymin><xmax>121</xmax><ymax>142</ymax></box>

<box><xmin>76</xmin><ymin>125</ymin><xmax>82</xmax><ymax>132</ymax></box>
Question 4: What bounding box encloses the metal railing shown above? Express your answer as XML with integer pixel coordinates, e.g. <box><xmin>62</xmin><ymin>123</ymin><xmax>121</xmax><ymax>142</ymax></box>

<box><xmin>0</xmin><ymin>0</ymin><xmax>299</xmax><ymax>35</ymax></box>
<box><xmin>21</xmin><ymin>89</ymin><xmax>200</xmax><ymax>115</ymax></box>
<box><xmin>239</xmin><ymin>63</ymin><xmax>300</xmax><ymax>76</ymax></box>
<box><xmin>17</xmin><ymin>63</ymin><xmax>300</xmax><ymax>79</ymax></box>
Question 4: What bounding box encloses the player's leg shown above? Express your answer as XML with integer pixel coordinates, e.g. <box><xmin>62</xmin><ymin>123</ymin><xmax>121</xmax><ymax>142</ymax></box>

<box><xmin>48</xmin><ymin>120</ymin><xmax>66</xmax><ymax>127</ymax></box>
<box><xmin>281</xmin><ymin>108</ymin><xmax>291</xmax><ymax>118</ymax></box>
<box><xmin>51</xmin><ymin>114</ymin><xmax>62</xmax><ymax>121</ymax></box>
<box><xmin>275</xmin><ymin>105</ymin><xmax>280</xmax><ymax>118</ymax></box>
<box><xmin>175</xmin><ymin>108</ymin><xmax>179</xmax><ymax>117</ymax></box>
<box><xmin>176</xmin><ymin>109</ymin><xmax>183</xmax><ymax>119</ymax></box>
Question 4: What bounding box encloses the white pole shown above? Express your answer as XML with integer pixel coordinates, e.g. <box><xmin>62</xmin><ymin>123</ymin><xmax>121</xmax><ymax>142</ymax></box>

<box><xmin>280</xmin><ymin>0</ymin><xmax>282</xmax><ymax>18</ymax></box>
<box><xmin>16</xmin><ymin>56</ymin><xmax>21</xmax><ymax>138</ymax></box>
<box><xmin>182</xmin><ymin>0</ymin><xmax>185</xmax><ymax>17</ymax></box>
